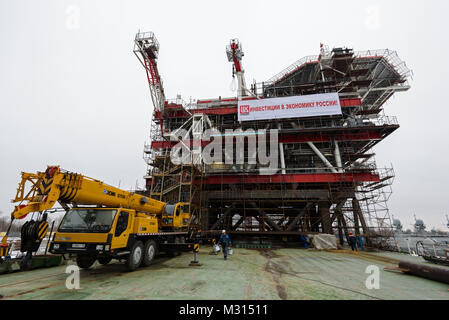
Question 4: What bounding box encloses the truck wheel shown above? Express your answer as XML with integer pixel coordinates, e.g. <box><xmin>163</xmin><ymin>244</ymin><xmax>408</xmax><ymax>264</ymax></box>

<box><xmin>98</xmin><ymin>257</ymin><xmax>112</xmax><ymax>265</ymax></box>
<box><xmin>76</xmin><ymin>255</ymin><xmax>96</xmax><ymax>269</ymax></box>
<box><xmin>167</xmin><ymin>249</ymin><xmax>179</xmax><ymax>257</ymax></box>
<box><xmin>126</xmin><ymin>241</ymin><xmax>143</xmax><ymax>271</ymax></box>
<box><xmin>168</xmin><ymin>236</ymin><xmax>184</xmax><ymax>257</ymax></box>
<box><xmin>142</xmin><ymin>240</ymin><xmax>157</xmax><ymax>267</ymax></box>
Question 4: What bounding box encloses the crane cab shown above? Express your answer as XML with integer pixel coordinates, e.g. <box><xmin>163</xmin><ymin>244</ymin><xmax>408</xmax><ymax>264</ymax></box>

<box><xmin>161</xmin><ymin>203</ymin><xmax>187</xmax><ymax>229</ymax></box>
<box><xmin>50</xmin><ymin>207</ymin><xmax>160</xmax><ymax>252</ymax></box>
<box><xmin>51</xmin><ymin>207</ymin><xmax>138</xmax><ymax>254</ymax></box>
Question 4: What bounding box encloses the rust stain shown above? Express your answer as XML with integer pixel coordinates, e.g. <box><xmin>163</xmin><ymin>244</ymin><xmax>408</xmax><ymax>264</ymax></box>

<box><xmin>259</xmin><ymin>249</ymin><xmax>288</xmax><ymax>300</ymax></box>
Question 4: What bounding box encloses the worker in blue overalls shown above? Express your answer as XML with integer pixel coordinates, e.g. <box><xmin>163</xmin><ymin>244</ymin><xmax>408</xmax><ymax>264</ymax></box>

<box><xmin>300</xmin><ymin>235</ymin><xmax>309</xmax><ymax>249</ymax></box>
<box><xmin>218</xmin><ymin>230</ymin><xmax>232</xmax><ymax>260</ymax></box>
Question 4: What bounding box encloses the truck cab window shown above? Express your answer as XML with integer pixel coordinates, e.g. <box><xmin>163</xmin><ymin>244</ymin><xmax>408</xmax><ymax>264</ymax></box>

<box><xmin>115</xmin><ymin>211</ymin><xmax>129</xmax><ymax>237</ymax></box>
<box><xmin>59</xmin><ymin>209</ymin><xmax>117</xmax><ymax>233</ymax></box>
<box><xmin>164</xmin><ymin>204</ymin><xmax>176</xmax><ymax>216</ymax></box>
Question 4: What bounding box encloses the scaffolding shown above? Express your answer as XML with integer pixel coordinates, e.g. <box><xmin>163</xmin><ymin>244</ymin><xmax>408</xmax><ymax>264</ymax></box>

<box><xmin>136</xmin><ymin>38</ymin><xmax>411</xmax><ymax>246</ymax></box>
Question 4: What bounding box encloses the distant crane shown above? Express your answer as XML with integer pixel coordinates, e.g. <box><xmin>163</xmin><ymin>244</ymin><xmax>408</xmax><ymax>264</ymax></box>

<box><xmin>413</xmin><ymin>214</ymin><xmax>426</xmax><ymax>233</ymax></box>
<box><xmin>391</xmin><ymin>215</ymin><xmax>403</xmax><ymax>231</ymax></box>
<box><xmin>226</xmin><ymin>39</ymin><xmax>250</xmax><ymax>99</ymax></box>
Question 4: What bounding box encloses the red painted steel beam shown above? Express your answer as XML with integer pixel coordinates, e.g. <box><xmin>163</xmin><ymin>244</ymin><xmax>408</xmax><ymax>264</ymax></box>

<box><xmin>196</xmin><ymin>172</ymin><xmax>380</xmax><ymax>185</ymax></box>
<box><xmin>281</xmin><ymin>131</ymin><xmax>383</xmax><ymax>143</ymax></box>
<box><xmin>197</xmin><ymin>96</ymin><xmax>260</xmax><ymax>104</ymax></box>
<box><xmin>191</xmin><ymin>107</ymin><xmax>238</xmax><ymax>115</ymax></box>
<box><xmin>340</xmin><ymin>98</ymin><xmax>362</xmax><ymax>107</ymax></box>
<box><xmin>154</xmin><ymin>107</ymin><xmax>238</xmax><ymax>119</ymax></box>
<box><xmin>149</xmin><ymin>131</ymin><xmax>382</xmax><ymax>149</ymax></box>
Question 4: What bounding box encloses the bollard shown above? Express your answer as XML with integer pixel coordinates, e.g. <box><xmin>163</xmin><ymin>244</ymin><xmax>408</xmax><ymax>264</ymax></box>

<box><xmin>189</xmin><ymin>243</ymin><xmax>202</xmax><ymax>266</ymax></box>
<box><xmin>209</xmin><ymin>239</ymin><xmax>218</xmax><ymax>255</ymax></box>
<box><xmin>0</xmin><ymin>245</ymin><xmax>10</xmax><ymax>259</ymax></box>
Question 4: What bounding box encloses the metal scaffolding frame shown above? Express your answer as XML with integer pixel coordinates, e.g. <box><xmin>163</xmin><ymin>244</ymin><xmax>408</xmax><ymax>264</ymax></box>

<box><xmin>136</xmin><ymin>42</ymin><xmax>411</xmax><ymax>246</ymax></box>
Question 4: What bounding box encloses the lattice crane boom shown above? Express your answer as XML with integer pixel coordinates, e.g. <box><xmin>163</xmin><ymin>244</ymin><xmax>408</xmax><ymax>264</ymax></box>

<box><xmin>134</xmin><ymin>31</ymin><xmax>166</xmax><ymax>112</ymax></box>
<box><xmin>226</xmin><ymin>39</ymin><xmax>248</xmax><ymax>99</ymax></box>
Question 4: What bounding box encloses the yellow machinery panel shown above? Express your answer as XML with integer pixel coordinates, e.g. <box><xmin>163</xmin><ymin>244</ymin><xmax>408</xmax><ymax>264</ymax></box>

<box><xmin>54</xmin><ymin>233</ymin><xmax>110</xmax><ymax>243</ymax></box>
<box><xmin>133</xmin><ymin>214</ymin><xmax>158</xmax><ymax>234</ymax></box>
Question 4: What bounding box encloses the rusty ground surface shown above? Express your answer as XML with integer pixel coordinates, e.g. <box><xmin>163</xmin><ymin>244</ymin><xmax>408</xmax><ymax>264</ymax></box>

<box><xmin>0</xmin><ymin>248</ymin><xmax>448</xmax><ymax>300</ymax></box>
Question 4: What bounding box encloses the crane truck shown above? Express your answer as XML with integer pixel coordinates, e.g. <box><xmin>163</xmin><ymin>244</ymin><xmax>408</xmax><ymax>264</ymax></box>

<box><xmin>0</xmin><ymin>166</ymin><xmax>198</xmax><ymax>271</ymax></box>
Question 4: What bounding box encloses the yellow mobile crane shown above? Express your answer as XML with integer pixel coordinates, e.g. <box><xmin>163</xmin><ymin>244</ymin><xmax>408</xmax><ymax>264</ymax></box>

<box><xmin>0</xmin><ymin>166</ymin><xmax>195</xmax><ymax>271</ymax></box>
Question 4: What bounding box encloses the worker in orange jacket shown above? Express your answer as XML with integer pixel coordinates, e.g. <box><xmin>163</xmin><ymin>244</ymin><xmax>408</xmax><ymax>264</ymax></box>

<box><xmin>348</xmin><ymin>231</ymin><xmax>357</xmax><ymax>251</ymax></box>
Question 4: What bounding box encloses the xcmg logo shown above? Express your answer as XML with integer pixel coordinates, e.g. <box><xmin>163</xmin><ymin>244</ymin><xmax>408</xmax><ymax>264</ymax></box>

<box><xmin>240</xmin><ymin>105</ymin><xmax>250</xmax><ymax>115</ymax></box>
<box><xmin>103</xmin><ymin>189</ymin><xmax>116</xmax><ymax>197</ymax></box>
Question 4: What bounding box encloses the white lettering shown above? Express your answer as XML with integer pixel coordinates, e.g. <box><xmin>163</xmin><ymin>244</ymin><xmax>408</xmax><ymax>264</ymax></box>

<box><xmin>365</xmin><ymin>265</ymin><xmax>380</xmax><ymax>289</ymax></box>
<box><xmin>65</xmin><ymin>265</ymin><xmax>80</xmax><ymax>290</ymax></box>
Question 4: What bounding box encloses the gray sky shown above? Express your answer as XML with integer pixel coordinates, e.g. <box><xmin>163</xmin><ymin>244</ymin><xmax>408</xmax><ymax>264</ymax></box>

<box><xmin>1</xmin><ymin>0</ymin><xmax>448</xmax><ymax>231</ymax></box>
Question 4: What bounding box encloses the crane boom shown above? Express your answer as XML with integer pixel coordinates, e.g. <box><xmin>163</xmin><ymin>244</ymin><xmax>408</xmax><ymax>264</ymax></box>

<box><xmin>133</xmin><ymin>31</ymin><xmax>165</xmax><ymax>112</ymax></box>
<box><xmin>10</xmin><ymin>166</ymin><xmax>167</xmax><ymax>220</ymax></box>
<box><xmin>226</xmin><ymin>39</ymin><xmax>248</xmax><ymax>99</ymax></box>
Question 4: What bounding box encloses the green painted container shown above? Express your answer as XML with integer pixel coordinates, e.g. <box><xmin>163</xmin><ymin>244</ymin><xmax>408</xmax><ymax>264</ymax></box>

<box><xmin>0</xmin><ymin>255</ymin><xmax>62</xmax><ymax>274</ymax></box>
<box><xmin>0</xmin><ymin>260</ymin><xmax>21</xmax><ymax>274</ymax></box>
<box><xmin>31</xmin><ymin>255</ymin><xmax>62</xmax><ymax>268</ymax></box>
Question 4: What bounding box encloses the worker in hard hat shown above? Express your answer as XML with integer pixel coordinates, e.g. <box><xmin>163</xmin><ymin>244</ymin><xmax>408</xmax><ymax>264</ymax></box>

<box><xmin>348</xmin><ymin>231</ymin><xmax>357</xmax><ymax>251</ymax></box>
<box><xmin>218</xmin><ymin>230</ymin><xmax>232</xmax><ymax>260</ymax></box>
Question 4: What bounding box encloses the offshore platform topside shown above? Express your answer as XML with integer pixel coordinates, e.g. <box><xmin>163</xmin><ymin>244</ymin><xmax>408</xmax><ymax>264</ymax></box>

<box><xmin>134</xmin><ymin>32</ymin><xmax>411</xmax><ymax>246</ymax></box>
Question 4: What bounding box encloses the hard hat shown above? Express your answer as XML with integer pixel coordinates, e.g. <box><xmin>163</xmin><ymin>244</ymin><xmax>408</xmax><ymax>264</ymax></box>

<box><xmin>222</xmin><ymin>230</ymin><xmax>226</xmax><ymax>233</ymax></box>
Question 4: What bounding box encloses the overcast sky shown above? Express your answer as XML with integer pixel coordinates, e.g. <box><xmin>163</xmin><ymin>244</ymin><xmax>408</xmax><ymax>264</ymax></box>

<box><xmin>1</xmin><ymin>0</ymin><xmax>448</xmax><ymax>231</ymax></box>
